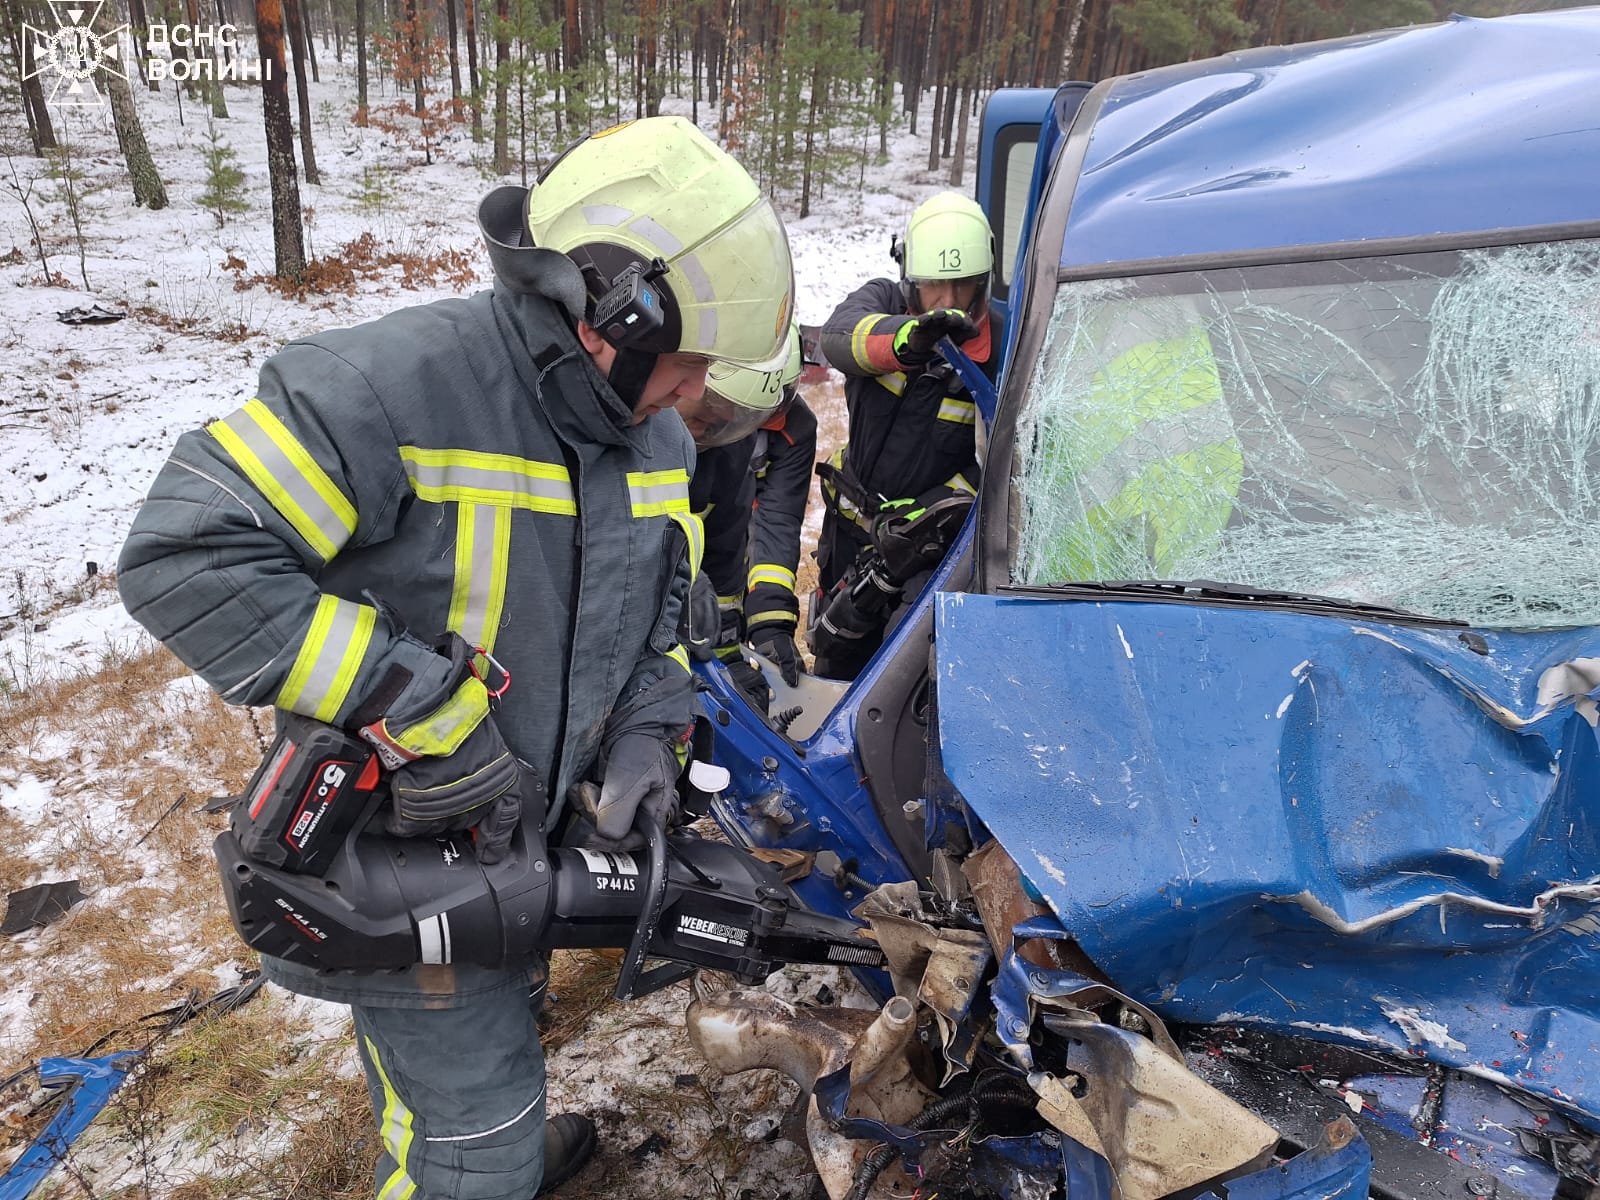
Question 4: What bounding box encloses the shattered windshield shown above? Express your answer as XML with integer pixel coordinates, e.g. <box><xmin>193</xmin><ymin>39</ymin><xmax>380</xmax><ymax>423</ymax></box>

<box><xmin>1010</xmin><ymin>240</ymin><xmax>1600</xmax><ymax>628</ymax></box>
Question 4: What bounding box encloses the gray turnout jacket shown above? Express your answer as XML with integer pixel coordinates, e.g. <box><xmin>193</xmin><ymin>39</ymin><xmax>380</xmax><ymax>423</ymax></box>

<box><xmin>117</xmin><ymin>187</ymin><xmax>699</xmax><ymax>1008</ymax></box>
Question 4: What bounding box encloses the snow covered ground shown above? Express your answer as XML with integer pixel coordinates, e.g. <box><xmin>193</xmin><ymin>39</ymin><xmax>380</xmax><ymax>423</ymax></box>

<box><xmin>0</xmin><ymin>43</ymin><xmax>979</xmax><ymax>1200</ymax></box>
<box><xmin>0</xmin><ymin>55</ymin><xmax>960</xmax><ymax>684</ymax></box>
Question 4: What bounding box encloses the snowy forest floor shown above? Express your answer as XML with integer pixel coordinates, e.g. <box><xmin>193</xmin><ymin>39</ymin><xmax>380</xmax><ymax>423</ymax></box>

<box><xmin>0</xmin><ymin>45</ymin><xmax>971</xmax><ymax>1200</ymax></box>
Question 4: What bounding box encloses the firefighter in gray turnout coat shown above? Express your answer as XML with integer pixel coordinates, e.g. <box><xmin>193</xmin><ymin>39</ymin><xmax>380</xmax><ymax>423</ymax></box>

<box><xmin>116</xmin><ymin>117</ymin><xmax>794</xmax><ymax>1200</ymax></box>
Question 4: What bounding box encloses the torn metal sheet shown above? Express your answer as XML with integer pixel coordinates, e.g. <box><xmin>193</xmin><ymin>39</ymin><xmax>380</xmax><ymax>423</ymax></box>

<box><xmin>2</xmin><ymin>881</ymin><xmax>85</xmax><ymax>936</ymax></box>
<box><xmin>686</xmin><ymin>982</ymin><xmax>937</xmax><ymax>1199</ymax></box>
<box><xmin>988</xmin><ymin>927</ymin><xmax>1276</xmax><ymax>1200</ymax></box>
<box><xmin>854</xmin><ymin>883</ymin><xmax>992</xmax><ymax>1083</ymax></box>
<box><xmin>937</xmin><ymin>593</ymin><xmax>1600</xmax><ymax>1120</ymax></box>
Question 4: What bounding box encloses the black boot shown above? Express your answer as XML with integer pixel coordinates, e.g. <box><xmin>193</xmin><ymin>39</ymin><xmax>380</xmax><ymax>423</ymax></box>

<box><xmin>534</xmin><ymin>1113</ymin><xmax>597</xmax><ymax>1196</ymax></box>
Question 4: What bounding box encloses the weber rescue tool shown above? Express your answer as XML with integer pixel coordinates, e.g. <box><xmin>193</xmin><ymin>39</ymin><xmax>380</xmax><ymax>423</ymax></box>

<box><xmin>214</xmin><ymin>746</ymin><xmax>883</xmax><ymax>998</ymax></box>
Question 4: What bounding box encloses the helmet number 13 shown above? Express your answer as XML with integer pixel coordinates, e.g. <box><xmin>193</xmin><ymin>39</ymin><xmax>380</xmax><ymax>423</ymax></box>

<box><xmin>940</xmin><ymin>248</ymin><xmax>962</xmax><ymax>270</ymax></box>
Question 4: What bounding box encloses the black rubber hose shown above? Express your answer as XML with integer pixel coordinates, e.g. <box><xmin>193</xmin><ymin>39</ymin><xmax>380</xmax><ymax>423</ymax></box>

<box><xmin>842</xmin><ymin>1092</ymin><xmax>977</xmax><ymax>1200</ymax></box>
<box><xmin>841</xmin><ymin>1069</ymin><xmax>1040</xmax><ymax>1200</ymax></box>
<box><xmin>612</xmin><ymin>816</ymin><xmax>667</xmax><ymax>1002</ymax></box>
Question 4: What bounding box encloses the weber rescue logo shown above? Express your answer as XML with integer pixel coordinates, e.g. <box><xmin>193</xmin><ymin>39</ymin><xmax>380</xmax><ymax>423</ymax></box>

<box><xmin>677</xmin><ymin>914</ymin><xmax>749</xmax><ymax>947</ymax></box>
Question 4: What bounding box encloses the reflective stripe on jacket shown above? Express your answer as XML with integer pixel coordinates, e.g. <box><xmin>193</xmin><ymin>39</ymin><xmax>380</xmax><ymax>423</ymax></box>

<box><xmin>818</xmin><ymin>277</ymin><xmax>994</xmax><ymax>510</ymax></box>
<box><xmin>1027</xmin><ymin>319</ymin><xmax>1242</xmax><ymax>581</ymax></box>
<box><xmin>744</xmin><ymin>394</ymin><xmax>816</xmax><ymax>631</ymax></box>
<box><xmin>119</xmin><ymin>265</ymin><xmax>696</xmax><ymax>1006</ymax></box>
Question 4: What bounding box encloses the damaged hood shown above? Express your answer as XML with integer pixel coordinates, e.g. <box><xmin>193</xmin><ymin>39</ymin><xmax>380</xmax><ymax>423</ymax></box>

<box><xmin>935</xmin><ymin>592</ymin><xmax>1600</xmax><ymax>1122</ymax></box>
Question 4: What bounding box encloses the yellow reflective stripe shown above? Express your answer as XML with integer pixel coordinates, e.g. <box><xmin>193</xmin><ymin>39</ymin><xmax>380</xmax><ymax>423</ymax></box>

<box><xmin>879</xmin><ymin>371</ymin><xmax>907</xmax><ymax>397</ymax></box>
<box><xmin>746</xmin><ymin>609</ymin><xmax>798</xmax><ymax>627</ymax></box>
<box><xmin>365</xmin><ymin>1037</ymin><xmax>418</xmax><ymax>1200</ymax></box>
<box><xmin>850</xmin><ymin>314</ymin><xmax>879</xmax><ymax>372</ymax></box>
<box><xmin>400</xmin><ymin>446</ymin><xmax>576</xmax><ymax>515</ymax></box>
<box><xmin>747</xmin><ymin>564</ymin><xmax>796</xmax><ymax>592</ymax></box>
<box><xmin>208</xmin><ymin>399</ymin><xmax>357</xmax><ymax>562</ymax></box>
<box><xmin>666</xmin><ymin>644</ymin><xmax>691</xmax><ymax>673</ymax></box>
<box><xmin>448</xmin><ymin>503</ymin><xmax>511</xmax><ymax>653</ymax></box>
<box><xmin>938</xmin><ymin>396</ymin><xmax>978</xmax><ymax>425</ymax></box>
<box><xmin>627</xmin><ymin>469</ymin><xmax>691</xmax><ymax>517</ymax></box>
<box><xmin>377</xmin><ymin>1166</ymin><xmax>415</xmax><ymax>1200</ymax></box>
<box><xmin>385</xmin><ymin>677</ymin><xmax>490</xmax><ymax>758</ymax></box>
<box><xmin>277</xmin><ymin>595</ymin><xmax>375</xmax><ymax>722</ymax></box>
<box><xmin>669</xmin><ymin>511</ymin><xmax>705</xmax><ymax>578</ymax></box>
<box><xmin>948</xmin><ymin>472</ymin><xmax>978</xmax><ymax>496</ymax></box>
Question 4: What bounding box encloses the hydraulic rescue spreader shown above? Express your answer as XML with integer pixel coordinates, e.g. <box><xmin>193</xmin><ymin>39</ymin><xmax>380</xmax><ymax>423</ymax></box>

<box><xmin>212</xmin><ymin>715</ymin><xmax>885</xmax><ymax>1001</ymax></box>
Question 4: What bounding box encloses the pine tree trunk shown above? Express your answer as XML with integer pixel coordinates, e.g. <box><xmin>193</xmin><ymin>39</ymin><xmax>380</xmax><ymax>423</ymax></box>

<box><xmin>642</xmin><ymin>0</ymin><xmax>658</xmax><ymax>116</ymax></box>
<box><xmin>105</xmin><ymin>72</ymin><xmax>170</xmax><ymax>206</ymax></box>
<box><xmin>562</xmin><ymin>0</ymin><xmax>581</xmax><ymax>122</ymax></box>
<box><xmin>1048</xmin><ymin>0</ymin><xmax>1076</xmax><ymax>77</ymax></box>
<box><xmin>218</xmin><ymin>0</ymin><xmax>234</xmax><ymax>65</ymax></box>
<box><xmin>465</xmin><ymin>0</ymin><xmax>481</xmax><ymax>134</ymax></box>
<box><xmin>257</xmin><ymin>0</ymin><xmax>306</xmax><ymax>277</ymax></box>
<box><xmin>492</xmin><ymin>0</ymin><xmax>509</xmax><ymax>172</ymax></box>
<box><xmin>403</xmin><ymin>0</ymin><xmax>422</xmax><ymax>113</ymax></box>
<box><xmin>445</xmin><ymin>0</ymin><xmax>461</xmax><ymax>101</ymax></box>
<box><xmin>949</xmin><ymin>82</ymin><xmax>971</xmax><ymax>185</ymax></box>
<box><xmin>355</xmin><ymin>0</ymin><xmax>368</xmax><ymax>114</ymax></box>
<box><xmin>127</xmin><ymin>0</ymin><xmax>153</xmax><ymax>83</ymax></box>
<box><xmin>284</xmin><ymin>0</ymin><xmax>320</xmax><ymax>182</ymax></box>
<box><xmin>302</xmin><ymin>0</ymin><xmax>319</xmax><ymax>80</ymax></box>
<box><xmin>5</xmin><ymin>4</ymin><xmax>58</xmax><ymax>150</ymax></box>
<box><xmin>799</xmin><ymin>56</ymin><xmax>823</xmax><ymax>218</ymax></box>
<box><xmin>934</xmin><ymin>53</ymin><xmax>947</xmax><ymax>157</ymax></box>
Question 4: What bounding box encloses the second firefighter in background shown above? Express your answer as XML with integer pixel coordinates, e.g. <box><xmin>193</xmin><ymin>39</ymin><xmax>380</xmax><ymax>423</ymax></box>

<box><xmin>813</xmin><ymin>191</ymin><xmax>999</xmax><ymax>679</ymax></box>
<box><xmin>680</xmin><ymin>325</ymin><xmax>818</xmax><ymax>711</ymax></box>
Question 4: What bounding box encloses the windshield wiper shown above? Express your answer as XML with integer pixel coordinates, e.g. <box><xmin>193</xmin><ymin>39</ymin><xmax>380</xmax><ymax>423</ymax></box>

<box><xmin>999</xmin><ymin>578</ymin><xmax>1468</xmax><ymax>627</ymax></box>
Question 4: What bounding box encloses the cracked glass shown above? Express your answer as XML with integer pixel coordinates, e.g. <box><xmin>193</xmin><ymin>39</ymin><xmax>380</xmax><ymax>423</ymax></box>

<box><xmin>1010</xmin><ymin>239</ymin><xmax>1600</xmax><ymax>628</ymax></box>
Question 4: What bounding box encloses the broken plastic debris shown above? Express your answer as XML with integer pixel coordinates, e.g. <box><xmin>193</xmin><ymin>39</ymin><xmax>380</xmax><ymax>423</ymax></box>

<box><xmin>54</xmin><ymin>304</ymin><xmax>126</xmax><ymax>325</ymax></box>
<box><xmin>2</xmin><ymin>881</ymin><xmax>85</xmax><ymax>935</ymax></box>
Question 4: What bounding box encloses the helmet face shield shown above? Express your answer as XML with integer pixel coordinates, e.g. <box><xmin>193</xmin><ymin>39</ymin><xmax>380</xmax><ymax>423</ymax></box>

<box><xmin>666</xmin><ymin>202</ymin><xmax>795</xmax><ymax>370</ymax></box>
<box><xmin>680</xmin><ymin>323</ymin><xmax>803</xmax><ymax>448</ymax></box>
<box><xmin>908</xmin><ymin>275</ymin><xmax>990</xmax><ymax>317</ymax></box>
<box><xmin>678</xmin><ymin>388</ymin><xmax>780</xmax><ymax>448</ymax></box>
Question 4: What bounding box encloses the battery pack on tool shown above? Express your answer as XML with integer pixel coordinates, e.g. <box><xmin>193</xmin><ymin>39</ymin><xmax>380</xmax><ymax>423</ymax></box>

<box><xmin>233</xmin><ymin>713</ymin><xmax>383</xmax><ymax>874</ymax></box>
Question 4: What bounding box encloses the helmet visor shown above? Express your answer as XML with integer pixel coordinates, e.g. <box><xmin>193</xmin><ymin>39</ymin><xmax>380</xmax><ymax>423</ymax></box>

<box><xmin>677</xmin><ymin>385</ymin><xmax>784</xmax><ymax>449</ymax></box>
<box><xmin>665</xmin><ymin>200</ymin><xmax>795</xmax><ymax>371</ymax></box>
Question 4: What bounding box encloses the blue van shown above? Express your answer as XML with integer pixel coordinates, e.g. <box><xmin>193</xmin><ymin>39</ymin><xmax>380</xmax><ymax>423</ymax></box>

<box><xmin>691</xmin><ymin>11</ymin><xmax>1600</xmax><ymax>1198</ymax></box>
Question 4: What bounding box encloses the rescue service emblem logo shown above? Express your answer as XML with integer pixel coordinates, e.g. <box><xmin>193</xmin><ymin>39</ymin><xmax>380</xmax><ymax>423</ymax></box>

<box><xmin>22</xmin><ymin>0</ymin><xmax>127</xmax><ymax>106</ymax></box>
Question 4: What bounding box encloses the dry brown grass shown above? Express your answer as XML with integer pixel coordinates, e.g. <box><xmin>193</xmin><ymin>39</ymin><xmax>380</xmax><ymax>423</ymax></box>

<box><xmin>795</xmin><ymin>374</ymin><xmax>848</xmax><ymax>634</ymax></box>
<box><xmin>0</xmin><ymin>641</ymin><xmax>267</xmax><ymax>1117</ymax></box>
<box><xmin>0</xmin><ymin>633</ymin><xmax>825</xmax><ymax>1199</ymax></box>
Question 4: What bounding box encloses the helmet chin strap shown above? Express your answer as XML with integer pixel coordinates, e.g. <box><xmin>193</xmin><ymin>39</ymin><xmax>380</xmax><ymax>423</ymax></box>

<box><xmin>607</xmin><ymin>346</ymin><xmax>661</xmax><ymax>418</ymax></box>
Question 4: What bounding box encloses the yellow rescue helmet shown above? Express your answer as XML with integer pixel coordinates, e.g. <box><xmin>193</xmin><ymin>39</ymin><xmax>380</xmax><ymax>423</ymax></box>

<box><xmin>526</xmin><ymin>117</ymin><xmax>795</xmax><ymax>372</ymax></box>
<box><xmin>899</xmin><ymin>191</ymin><xmax>994</xmax><ymax>282</ymax></box>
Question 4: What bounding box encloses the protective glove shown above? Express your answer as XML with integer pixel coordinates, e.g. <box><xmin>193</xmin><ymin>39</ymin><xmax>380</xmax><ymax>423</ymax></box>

<box><xmin>871</xmin><ymin>496</ymin><xmax>925</xmax><ymax>543</ymax></box>
<box><xmin>360</xmin><ymin>632</ymin><xmax>523</xmax><ymax>865</ymax></box>
<box><xmin>748</xmin><ymin>623</ymin><xmax>802</xmax><ymax>688</ymax></box>
<box><xmin>892</xmin><ymin>308</ymin><xmax>979</xmax><ymax>367</ymax></box>
<box><xmin>681</xmin><ymin>570</ymin><xmax>721</xmax><ymax>662</ymax></box>
<box><xmin>725</xmin><ymin>653</ymin><xmax>772</xmax><ymax>713</ymax></box>
<box><xmin>592</xmin><ymin>731</ymin><xmax>683</xmax><ymax>844</ymax></box>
